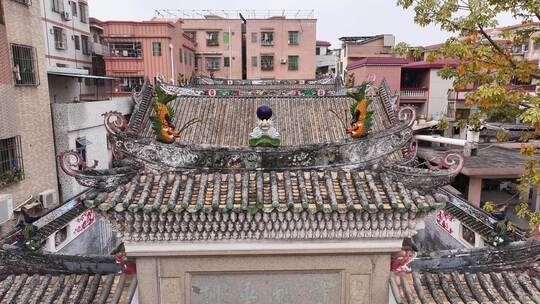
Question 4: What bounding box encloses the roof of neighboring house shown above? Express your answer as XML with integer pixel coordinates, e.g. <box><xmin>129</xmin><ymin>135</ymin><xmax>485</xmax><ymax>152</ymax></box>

<box><xmin>338</xmin><ymin>35</ymin><xmax>384</xmax><ymax>42</ymax></box>
<box><xmin>390</xmin><ymin>239</ymin><xmax>540</xmax><ymax>303</ymax></box>
<box><xmin>316</xmin><ymin>40</ymin><xmax>331</xmax><ymax>47</ymax></box>
<box><xmin>0</xmin><ymin>249</ymin><xmax>137</xmax><ymax>303</ymax></box>
<box><xmin>346</xmin><ymin>57</ymin><xmax>409</xmax><ymax>70</ymax></box>
<box><xmin>404</xmin><ymin>59</ymin><xmax>460</xmax><ymax>69</ymax></box>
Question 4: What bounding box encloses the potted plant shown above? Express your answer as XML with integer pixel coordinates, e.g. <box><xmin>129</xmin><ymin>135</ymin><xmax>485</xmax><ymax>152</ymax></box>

<box><xmin>436</xmin><ymin>117</ymin><xmax>449</xmax><ymax>130</ymax></box>
<box><xmin>466</xmin><ymin>112</ymin><xmax>482</xmax><ymax>143</ymax></box>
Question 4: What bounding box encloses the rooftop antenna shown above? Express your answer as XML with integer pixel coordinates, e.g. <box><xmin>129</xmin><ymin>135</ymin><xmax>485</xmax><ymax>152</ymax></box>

<box><xmin>239</xmin><ymin>13</ymin><xmax>246</xmax><ymax>23</ymax></box>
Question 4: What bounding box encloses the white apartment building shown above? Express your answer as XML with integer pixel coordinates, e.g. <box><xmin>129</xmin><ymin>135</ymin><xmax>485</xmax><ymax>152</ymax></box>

<box><xmin>315</xmin><ymin>40</ymin><xmax>335</xmax><ymax>76</ymax></box>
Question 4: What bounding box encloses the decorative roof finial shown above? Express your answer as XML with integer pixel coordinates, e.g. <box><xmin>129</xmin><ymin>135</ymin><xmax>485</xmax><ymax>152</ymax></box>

<box><xmin>249</xmin><ymin>105</ymin><xmax>281</xmax><ymax>147</ymax></box>
<box><xmin>346</xmin><ymin>82</ymin><xmax>373</xmax><ymax>138</ymax></box>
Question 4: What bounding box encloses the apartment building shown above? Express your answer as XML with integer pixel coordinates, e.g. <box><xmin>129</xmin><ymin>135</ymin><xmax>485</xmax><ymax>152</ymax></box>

<box><xmin>113</xmin><ymin>10</ymin><xmax>317</xmax><ymax>81</ymax></box>
<box><xmin>0</xmin><ymin>0</ymin><xmax>59</xmax><ymax>234</ymax></box>
<box><xmin>245</xmin><ymin>17</ymin><xmax>316</xmax><ymax>79</ymax></box>
<box><xmin>337</xmin><ymin>34</ymin><xmax>395</xmax><ymax>82</ymax></box>
<box><xmin>102</xmin><ymin>19</ymin><xmax>195</xmax><ymax>93</ymax></box>
<box><xmin>182</xmin><ymin>17</ymin><xmax>242</xmax><ymax>79</ymax></box>
<box><xmin>315</xmin><ymin>40</ymin><xmax>336</xmax><ymax>76</ymax></box>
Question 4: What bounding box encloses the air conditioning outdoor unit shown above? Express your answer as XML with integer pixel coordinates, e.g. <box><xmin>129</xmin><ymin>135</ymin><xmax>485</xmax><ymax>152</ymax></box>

<box><xmin>227</xmin><ymin>80</ymin><xmax>233</xmax><ymax>85</ymax></box>
<box><xmin>61</xmin><ymin>11</ymin><xmax>71</xmax><ymax>21</ymax></box>
<box><xmin>280</xmin><ymin>58</ymin><xmax>287</xmax><ymax>64</ymax></box>
<box><xmin>0</xmin><ymin>194</ymin><xmax>14</xmax><ymax>225</ymax></box>
<box><xmin>39</xmin><ymin>189</ymin><xmax>57</xmax><ymax>209</ymax></box>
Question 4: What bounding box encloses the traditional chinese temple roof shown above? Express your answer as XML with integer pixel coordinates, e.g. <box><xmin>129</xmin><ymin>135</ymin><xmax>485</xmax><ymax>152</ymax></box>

<box><xmin>59</xmin><ymin>79</ymin><xmax>463</xmax><ymax>243</ymax></box>
<box><xmin>390</xmin><ymin>240</ymin><xmax>540</xmax><ymax>303</ymax></box>
<box><xmin>0</xmin><ymin>249</ymin><xmax>137</xmax><ymax>303</ymax></box>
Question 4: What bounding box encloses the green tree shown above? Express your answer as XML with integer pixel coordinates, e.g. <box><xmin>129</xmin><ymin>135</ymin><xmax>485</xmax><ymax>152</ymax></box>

<box><xmin>396</xmin><ymin>0</ymin><xmax>540</xmax><ymax>231</ymax></box>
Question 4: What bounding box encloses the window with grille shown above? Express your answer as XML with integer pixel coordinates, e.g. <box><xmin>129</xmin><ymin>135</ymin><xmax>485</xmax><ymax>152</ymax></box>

<box><xmin>206</xmin><ymin>57</ymin><xmax>220</xmax><ymax>71</ymax></box>
<box><xmin>288</xmin><ymin>55</ymin><xmax>299</xmax><ymax>70</ymax></box>
<box><xmin>251</xmin><ymin>32</ymin><xmax>257</xmax><ymax>43</ymax></box>
<box><xmin>110</xmin><ymin>41</ymin><xmax>142</xmax><ymax>57</ymax></box>
<box><xmin>185</xmin><ymin>31</ymin><xmax>196</xmax><ymax>40</ymax></box>
<box><xmin>11</xmin><ymin>44</ymin><xmax>38</xmax><ymax>85</ymax></box>
<box><xmin>152</xmin><ymin>42</ymin><xmax>161</xmax><ymax>56</ymax></box>
<box><xmin>51</xmin><ymin>0</ymin><xmax>63</xmax><ymax>13</ymax></box>
<box><xmin>0</xmin><ymin>136</ymin><xmax>24</xmax><ymax>188</ymax></box>
<box><xmin>79</xmin><ymin>2</ymin><xmax>87</xmax><ymax>23</ymax></box>
<box><xmin>53</xmin><ymin>27</ymin><xmax>66</xmax><ymax>50</ymax></box>
<box><xmin>0</xmin><ymin>0</ymin><xmax>4</xmax><ymax>25</ymax></box>
<box><xmin>81</xmin><ymin>35</ymin><xmax>89</xmax><ymax>55</ymax></box>
<box><xmin>206</xmin><ymin>32</ymin><xmax>219</xmax><ymax>46</ymax></box>
<box><xmin>261</xmin><ymin>32</ymin><xmax>274</xmax><ymax>46</ymax></box>
<box><xmin>224</xmin><ymin>57</ymin><xmax>230</xmax><ymax>67</ymax></box>
<box><xmin>71</xmin><ymin>1</ymin><xmax>77</xmax><ymax>17</ymax></box>
<box><xmin>251</xmin><ymin>56</ymin><xmax>257</xmax><ymax>67</ymax></box>
<box><xmin>74</xmin><ymin>35</ymin><xmax>80</xmax><ymax>50</ymax></box>
<box><xmin>288</xmin><ymin>31</ymin><xmax>299</xmax><ymax>45</ymax></box>
<box><xmin>11</xmin><ymin>0</ymin><xmax>31</xmax><ymax>5</ymax></box>
<box><xmin>261</xmin><ymin>55</ymin><xmax>273</xmax><ymax>70</ymax></box>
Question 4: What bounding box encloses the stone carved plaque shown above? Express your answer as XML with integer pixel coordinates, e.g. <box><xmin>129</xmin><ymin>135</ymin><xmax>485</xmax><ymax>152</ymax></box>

<box><xmin>190</xmin><ymin>271</ymin><xmax>341</xmax><ymax>304</ymax></box>
<box><xmin>349</xmin><ymin>274</ymin><xmax>371</xmax><ymax>304</ymax></box>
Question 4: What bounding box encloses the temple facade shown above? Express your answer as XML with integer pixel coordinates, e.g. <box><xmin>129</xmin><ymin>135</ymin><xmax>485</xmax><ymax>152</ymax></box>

<box><xmin>59</xmin><ymin>76</ymin><xmax>462</xmax><ymax>303</ymax></box>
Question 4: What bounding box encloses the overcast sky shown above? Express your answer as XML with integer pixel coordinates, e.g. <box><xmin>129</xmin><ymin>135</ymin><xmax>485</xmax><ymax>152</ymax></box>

<box><xmin>89</xmin><ymin>0</ymin><xmax>518</xmax><ymax>47</ymax></box>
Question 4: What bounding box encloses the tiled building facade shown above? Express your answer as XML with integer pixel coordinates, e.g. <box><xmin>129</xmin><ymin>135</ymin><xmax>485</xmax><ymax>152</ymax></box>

<box><xmin>0</xmin><ymin>0</ymin><xmax>59</xmax><ymax>226</ymax></box>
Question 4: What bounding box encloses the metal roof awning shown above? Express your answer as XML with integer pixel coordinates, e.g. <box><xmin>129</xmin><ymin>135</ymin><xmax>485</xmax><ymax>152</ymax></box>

<box><xmin>48</xmin><ymin>71</ymin><xmax>119</xmax><ymax>80</ymax></box>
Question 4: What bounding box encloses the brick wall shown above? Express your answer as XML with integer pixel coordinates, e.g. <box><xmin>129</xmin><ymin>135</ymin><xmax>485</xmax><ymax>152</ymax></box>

<box><xmin>0</xmin><ymin>0</ymin><xmax>59</xmax><ymax>205</ymax></box>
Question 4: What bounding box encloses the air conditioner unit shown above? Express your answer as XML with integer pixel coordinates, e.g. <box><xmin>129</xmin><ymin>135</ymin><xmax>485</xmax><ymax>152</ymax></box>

<box><xmin>61</xmin><ymin>11</ymin><xmax>71</xmax><ymax>21</ymax></box>
<box><xmin>0</xmin><ymin>194</ymin><xmax>13</xmax><ymax>225</ymax></box>
<box><xmin>39</xmin><ymin>189</ymin><xmax>57</xmax><ymax>209</ymax></box>
<box><xmin>227</xmin><ymin>80</ymin><xmax>233</xmax><ymax>85</ymax></box>
<box><xmin>280</xmin><ymin>58</ymin><xmax>287</xmax><ymax>64</ymax></box>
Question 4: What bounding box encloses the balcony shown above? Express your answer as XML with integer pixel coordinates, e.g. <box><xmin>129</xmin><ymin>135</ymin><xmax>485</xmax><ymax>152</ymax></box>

<box><xmin>0</xmin><ymin>136</ymin><xmax>24</xmax><ymax>190</ymax></box>
<box><xmin>400</xmin><ymin>88</ymin><xmax>428</xmax><ymax>102</ymax></box>
<box><xmin>91</xmin><ymin>42</ymin><xmax>109</xmax><ymax>56</ymax></box>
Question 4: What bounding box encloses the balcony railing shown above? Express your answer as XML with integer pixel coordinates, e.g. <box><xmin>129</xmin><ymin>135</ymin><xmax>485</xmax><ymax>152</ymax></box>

<box><xmin>400</xmin><ymin>88</ymin><xmax>428</xmax><ymax>99</ymax></box>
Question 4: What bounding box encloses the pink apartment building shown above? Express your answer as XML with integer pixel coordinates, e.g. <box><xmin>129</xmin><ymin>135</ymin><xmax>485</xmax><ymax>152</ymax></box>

<box><xmin>245</xmin><ymin>17</ymin><xmax>316</xmax><ymax>79</ymax></box>
<box><xmin>101</xmin><ymin>10</ymin><xmax>317</xmax><ymax>81</ymax></box>
<box><xmin>102</xmin><ymin>19</ymin><xmax>195</xmax><ymax>95</ymax></box>
<box><xmin>182</xmin><ymin>17</ymin><xmax>243</xmax><ymax>79</ymax></box>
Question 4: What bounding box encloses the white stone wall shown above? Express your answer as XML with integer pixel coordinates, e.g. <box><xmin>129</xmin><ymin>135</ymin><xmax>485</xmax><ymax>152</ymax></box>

<box><xmin>52</xmin><ymin>97</ymin><xmax>132</xmax><ymax>201</ymax></box>
<box><xmin>427</xmin><ymin>69</ymin><xmax>454</xmax><ymax>120</ymax></box>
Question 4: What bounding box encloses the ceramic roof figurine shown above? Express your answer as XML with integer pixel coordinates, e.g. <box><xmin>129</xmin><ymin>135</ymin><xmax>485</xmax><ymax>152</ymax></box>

<box><xmin>249</xmin><ymin>105</ymin><xmax>281</xmax><ymax>147</ymax></box>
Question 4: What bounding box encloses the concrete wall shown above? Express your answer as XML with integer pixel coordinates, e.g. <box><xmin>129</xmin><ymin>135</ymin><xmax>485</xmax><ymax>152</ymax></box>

<box><xmin>349</xmin><ymin>65</ymin><xmax>402</xmax><ymax>92</ymax></box>
<box><xmin>40</xmin><ymin>0</ymin><xmax>93</xmax><ymax>70</ymax></box>
<box><xmin>52</xmin><ymin>96</ymin><xmax>132</xmax><ymax>201</ymax></box>
<box><xmin>134</xmin><ymin>251</ymin><xmax>391</xmax><ymax>304</ymax></box>
<box><xmin>54</xmin><ymin>214</ymin><xmax>119</xmax><ymax>255</ymax></box>
<box><xmin>182</xmin><ymin>18</ymin><xmax>243</xmax><ymax>79</ymax></box>
<box><xmin>0</xmin><ymin>0</ymin><xmax>59</xmax><ymax>206</ymax></box>
<box><xmin>246</xmin><ymin>19</ymin><xmax>316</xmax><ymax>80</ymax></box>
<box><xmin>427</xmin><ymin>68</ymin><xmax>453</xmax><ymax>120</ymax></box>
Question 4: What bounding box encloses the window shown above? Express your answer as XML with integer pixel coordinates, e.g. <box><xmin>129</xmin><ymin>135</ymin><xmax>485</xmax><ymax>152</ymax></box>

<box><xmin>461</xmin><ymin>224</ymin><xmax>475</xmax><ymax>246</ymax></box>
<box><xmin>261</xmin><ymin>55</ymin><xmax>273</xmax><ymax>71</ymax></box>
<box><xmin>53</xmin><ymin>27</ymin><xmax>66</xmax><ymax>50</ymax></box>
<box><xmin>110</xmin><ymin>41</ymin><xmax>142</xmax><ymax>57</ymax></box>
<box><xmin>74</xmin><ymin>35</ymin><xmax>80</xmax><ymax>50</ymax></box>
<box><xmin>185</xmin><ymin>31</ymin><xmax>196</xmax><ymax>40</ymax></box>
<box><xmin>75</xmin><ymin>137</ymin><xmax>88</xmax><ymax>170</ymax></box>
<box><xmin>206</xmin><ymin>57</ymin><xmax>220</xmax><ymax>71</ymax></box>
<box><xmin>261</xmin><ymin>32</ymin><xmax>273</xmax><ymax>45</ymax></box>
<box><xmin>81</xmin><ymin>35</ymin><xmax>89</xmax><ymax>55</ymax></box>
<box><xmin>251</xmin><ymin>56</ymin><xmax>257</xmax><ymax>67</ymax></box>
<box><xmin>92</xmin><ymin>33</ymin><xmax>98</xmax><ymax>43</ymax></box>
<box><xmin>118</xmin><ymin>77</ymin><xmax>143</xmax><ymax>92</ymax></box>
<box><xmin>51</xmin><ymin>0</ymin><xmax>63</xmax><ymax>13</ymax></box>
<box><xmin>224</xmin><ymin>57</ymin><xmax>230</xmax><ymax>67</ymax></box>
<box><xmin>11</xmin><ymin>0</ymin><xmax>32</xmax><ymax>5</ymax></box>
<box><xmin>251</xmin><ymin>32</ymin><xmax>257</xmax><ymax>43</ymax></box>
<box><xmin>316</xmin><ymin>47</ymin><xmax>320</xmax><ymax>55</ymax></box>
<box><xmin>11</xmin><ymin>44</ymin><xmax>38</xmax><ymax>85</ymax></box>
<box><xmin>0</xmin><ymin>0</ymin><xmax>4</xmax><ymax>25</ymax></box>
<box><xmin>0</xmin><ymin>136</ymin><xmax>24</xmax><ymax>188</ymax></box>
<box><xmin>288</xmin><ymin>31</ymin><xmax>299</xmax><ymax>45</ymax></box>
<box><xmin>179</xmin><ymin>48</ymin><xmax>183</xmax><ymax>63</ymax></box>
<box><xmin>70</xmin><ymin>1</ymin><xmax>77</xmax><ymax>17</ymax></box>
<box><xmin>79</xmin><ymin>2</ymin><xmax>87</xmax><ymax>23</ymax></box>
<box><xmin>223</xmin><ymin>32</ymin><xmax>229</xmax><ymax>44</ymax></box>
<box><xmin>54</xmin><ymin>226</ymin><xmax>68</xmax><ymax>248</ymax></box>
<box><xmin>206</xmin><ymin>32</ymin><xmax>219</xmax><ymax>46</ymax></box>
<box><xmin>288</xmin><ymin>55</ymin><xmax>298</xmax><ymax>70</ymax></box>
<box><xmin>152</xmin><ymin>42</ymin><xmax>161</xmax><ymax>56</ymax></box>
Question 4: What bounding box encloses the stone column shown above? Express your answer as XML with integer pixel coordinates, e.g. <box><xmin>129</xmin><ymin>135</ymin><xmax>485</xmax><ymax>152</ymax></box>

<box><xmin>467</xmin><ymin>177</ymin><xmax>483</xmax><ymax>207</ymax></box>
